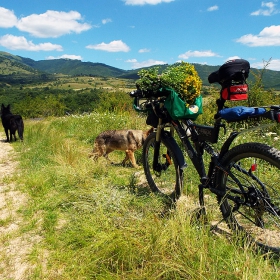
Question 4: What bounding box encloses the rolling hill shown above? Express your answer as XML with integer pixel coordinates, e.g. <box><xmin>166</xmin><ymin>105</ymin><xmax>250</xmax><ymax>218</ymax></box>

<box><xmin>0</xmin><ymin>51</ymin><xmax>54</xmax><ymax>84</ymax></box>
<box><xmin>0</xmin><ymin>51</ymin><xmax>280</xmax><ymax>89</ymax></box>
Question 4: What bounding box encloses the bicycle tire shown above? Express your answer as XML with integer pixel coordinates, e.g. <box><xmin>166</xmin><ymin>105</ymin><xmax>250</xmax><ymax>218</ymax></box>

<box><xmin>216</xmin><ymin>142</ymin><xmax>280</xmax><ymax>253</ymax></box>
<box><xmin>142</xmin><ymin>132</ymin><xmax>183</xmax><ymax>201</ymax></box>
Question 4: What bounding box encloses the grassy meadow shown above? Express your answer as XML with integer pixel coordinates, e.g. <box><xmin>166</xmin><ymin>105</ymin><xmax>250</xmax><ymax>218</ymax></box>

<box><xmin>1</xmin><ymin>106</ymin><xmax>279</xmax><ymax>280</ymax></box>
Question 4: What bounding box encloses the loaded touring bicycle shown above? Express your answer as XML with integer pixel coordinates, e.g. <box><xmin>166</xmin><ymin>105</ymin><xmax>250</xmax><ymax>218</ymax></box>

<box><xmin>130</xmin><ymin>59</ymin><xmax>280</xmax><ymax>253</ymax></box>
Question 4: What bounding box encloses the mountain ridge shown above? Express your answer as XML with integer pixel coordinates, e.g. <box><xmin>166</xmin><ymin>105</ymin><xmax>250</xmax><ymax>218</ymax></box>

<box><xmin>1</xmin><ymin>51</ymin><xmax>280</xmax><ymax>89</ymax></box>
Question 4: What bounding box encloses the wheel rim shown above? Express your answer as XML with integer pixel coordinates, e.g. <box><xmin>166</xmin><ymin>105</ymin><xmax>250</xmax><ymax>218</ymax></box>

<box><xmin>144</xmin><ymin>137</ymin><xmax>181</xmax><ymax>199</ymax></box>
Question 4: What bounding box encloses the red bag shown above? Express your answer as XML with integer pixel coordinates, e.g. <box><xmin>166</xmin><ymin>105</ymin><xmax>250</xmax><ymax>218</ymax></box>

<box><xmin>221</xmin><ymin>84</ymin><xmax>248</xmax><ymax>101</ymax></box>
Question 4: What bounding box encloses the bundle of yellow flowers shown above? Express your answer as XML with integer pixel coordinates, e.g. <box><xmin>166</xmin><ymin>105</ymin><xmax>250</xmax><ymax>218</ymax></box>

<box><xmin>136</xmin><ymin>61</ymin><xmax>202</xmax><ymax>105</ymax></box>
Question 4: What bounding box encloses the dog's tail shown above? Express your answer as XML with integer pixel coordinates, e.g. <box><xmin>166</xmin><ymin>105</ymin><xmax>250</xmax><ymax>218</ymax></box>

<box><xmin>88</xmin><ymin>141</ymin><xmax>100</xmax><ymax>160</ymax></box>
<box><xmin>89</xmin><ymin>135</ymin><xmax>107</xmax><ymax>160</ymax></box>
<box><xmin>88</xmin><ymin>151</ymin><xmax>100</xmax><ymax>160</ymax></box>
<box><xmin>17</xmin><ymin>117</ymin><xmax>24</xmax><ymax>140</ymax></box>
<box><xmin>11</xmin><ymin>115</ymin><xmax>24</xmax><ymax>140</ymax></box>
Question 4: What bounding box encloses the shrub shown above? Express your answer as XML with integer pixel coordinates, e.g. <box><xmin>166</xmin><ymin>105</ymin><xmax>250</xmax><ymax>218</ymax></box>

<box><xmin>248</xmin><ymin>59</ymin><xmax>279</xmax><ymax>107</ymax></box>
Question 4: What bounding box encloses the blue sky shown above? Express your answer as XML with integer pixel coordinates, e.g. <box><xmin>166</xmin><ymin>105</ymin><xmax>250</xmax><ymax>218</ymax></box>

<box><xmin>0</xmin><ymin>0</ymin><xmax>280</xmax><ymax>71</ymax></box>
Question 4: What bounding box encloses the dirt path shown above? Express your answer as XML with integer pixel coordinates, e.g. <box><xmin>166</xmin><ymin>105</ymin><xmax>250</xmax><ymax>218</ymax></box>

<box><xmin>0</xmin><ymin>134</ymin><xmax>33</xmax><ymax>280</ymax></box>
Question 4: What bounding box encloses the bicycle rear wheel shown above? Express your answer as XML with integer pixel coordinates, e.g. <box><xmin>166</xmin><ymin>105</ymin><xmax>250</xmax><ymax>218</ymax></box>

<box><xmin>142</xmin><ymin>132</ymin><xmax>183</xmax><ymax>201</ymax></box>
<box><xmin>216</xmin><ymin>142</ymin><xmax>280</xmax><ymax>253</ymax></box>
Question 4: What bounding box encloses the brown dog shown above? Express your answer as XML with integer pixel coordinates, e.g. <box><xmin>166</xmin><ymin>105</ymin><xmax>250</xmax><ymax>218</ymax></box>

<box><xmin>89</xmin><ymin>128</ymin><xmax>153</xmax><ymax>168</ymax></box>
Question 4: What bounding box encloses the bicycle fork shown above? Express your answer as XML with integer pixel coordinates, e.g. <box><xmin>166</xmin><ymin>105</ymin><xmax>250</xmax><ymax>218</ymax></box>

<box><xmin>152</xmin><ymin>117</ymin><xmax>164</xmax><ymax>172</ymax></box>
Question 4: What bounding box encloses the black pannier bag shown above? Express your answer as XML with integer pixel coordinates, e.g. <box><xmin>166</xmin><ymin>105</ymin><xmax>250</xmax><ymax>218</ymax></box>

<box><xmin>208</xmin><ymin>59</ymin><xmax>250</xmax><ymax>101</ymax></box>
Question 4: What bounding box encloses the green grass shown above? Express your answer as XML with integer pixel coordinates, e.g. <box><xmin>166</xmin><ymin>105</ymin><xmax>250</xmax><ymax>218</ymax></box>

<box><xmin>4</xmin><ymin>110</ymin><xmax>280</xmax><ymax>279</ymax></box>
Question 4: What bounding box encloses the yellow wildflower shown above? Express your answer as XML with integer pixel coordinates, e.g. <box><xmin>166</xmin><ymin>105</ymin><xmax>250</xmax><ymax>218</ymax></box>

<box><xmin>136</xmin><ymin>61</ymin><xmax>202</xmax><ymax>104</ymax></box>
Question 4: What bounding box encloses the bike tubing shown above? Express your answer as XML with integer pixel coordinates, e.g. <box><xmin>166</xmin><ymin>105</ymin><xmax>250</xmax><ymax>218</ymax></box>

<box><xmin>215</xmin><ymin>142</ymin><xmax>280</xmax><ymax>253</ymax></box>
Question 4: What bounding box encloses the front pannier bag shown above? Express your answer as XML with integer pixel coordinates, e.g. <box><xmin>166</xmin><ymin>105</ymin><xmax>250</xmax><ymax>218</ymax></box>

<box><xmin>163</xmin><ymin>87</ymin><xmax>203</xmax><ymax>120</ymax></box>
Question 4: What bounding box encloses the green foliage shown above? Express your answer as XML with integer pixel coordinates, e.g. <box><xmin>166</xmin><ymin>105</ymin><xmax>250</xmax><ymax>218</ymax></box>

<box><xmin>13</xmin><ymin>94</ymin><xmax>66</xmax><ymax>118</ymax></box>
<box><xmin>136</xmin><ymin>67</ymin><xmax>161</xmax><ymax>93</ymax></box>
<box><xmin>95</xmin><ymin>90</ymin><xmax>134</xmax><ymax>113</ymax></box>
<box><xmin>136</xmin><ymin>62</ymin><xmax>202</xmax><ymax>104</ymax></box>
<box><xmin>62</xmin><ymin>89</ymin><xmax>101</xmax><ymax>114</ymax></box>
<box><xmin>160</xmin><ymin>62</ymin><xmax>202</xmax><ymax>104</ymax></box>
<box><xmin>0</xmin><ymin>84</ymin><xmax>135</xmax><ymax>118</ymax></box>
<box><xmin>196</xmin><ymin>95</ymin><xmax>218</xmax><ymax>125</ymax></box>
<box><xmin>248</xmin><ymin>60</ymin><xmax>280</xmax><ymax>107</ymax></box>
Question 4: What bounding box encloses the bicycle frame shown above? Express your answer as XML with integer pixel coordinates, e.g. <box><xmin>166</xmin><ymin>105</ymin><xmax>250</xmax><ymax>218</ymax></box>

<box><xmin>132</xmin><ymin>91</ymin><xmax>280</xmax><ymax>209</ymax></box>
<box><xmin>130</xmin><ymin>89</ymin><xmax>280</xmax><ymax>253</ymax></box>
<box><xmin>152</xmin><ymin>100</ymin><xmax>279</xmax><ymax>210</ymax></box>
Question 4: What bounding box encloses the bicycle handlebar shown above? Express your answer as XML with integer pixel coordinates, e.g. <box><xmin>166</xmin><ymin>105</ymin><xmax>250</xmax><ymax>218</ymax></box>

<box><xmin>129</xmin><ymin>89</ymin><xmax>280</xmax><ymax>124</ymax></box>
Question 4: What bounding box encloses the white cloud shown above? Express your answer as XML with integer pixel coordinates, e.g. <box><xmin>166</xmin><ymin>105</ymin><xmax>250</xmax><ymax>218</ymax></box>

<box><xmin>86</xmin><ymin>40</ymin><xmax>130</xmax><ymax>52</ymax></box>
<box><xmin>265</xmin><ymin>59</ymin><xmax>280</xmax><ymax>70</ymax></box>
<box><xmin>102</xmin><ymin>18</ymin><xmax>112</xmax><ymax>24</ymax></box>
<box><xmin>236</xmin><ymin>25</ymin><xmax>280</xmax><ymax>46</ymax></box>
<box><xmin>0</xmin><ymin>7</ymin><xmax>17</xmax><ymax>28</ymax></box>
<box><xmin>0</xmin><ymin>34</ymin><xmax>63</xmax><ymax>51</ymax></box>
<box><xmin>251</xmin><ymin>59</ymin><xmax>280</xmax><ymax>71</ymax></box>
<box><xmin>251</xmin><ymin>1</ymin><xmax>279</xmax><ymax>16</ymax></box>
<box><xmin>207</xmin><ymin>5</ymin><xmax>219</xmax><ymax>12</ymax></box>
<box><xmin>178</xmin><ymin>50</ymin><xmax>220</xmax><ymax>59</ymax></box>
<box><xmin>139</xmin><ymin>48</ymin><xmax>150</xmax><ymax>53</ymax></box>
<box><xmin>123</xmin><ymin>0</ymin><xmax>174</xmax><ymax>5</ymax></box>
<box><xmin>126</xmin><ymin>58</ymin><xmax>166</xmax><ymax>68</ymax></box>
<box><xmin>46</xmin><ymin>54</ymin><xmax>82</xmax><ymax>60</ymax></box>
<box><xmin>17</xmin><ymin>10</ymin><xmax>91</xmax><ymax>38</ymax></box>
<box><xmin>126</xmin><ymin>59</ymin><xmax>138</xmax><ymax>63</ymax></box>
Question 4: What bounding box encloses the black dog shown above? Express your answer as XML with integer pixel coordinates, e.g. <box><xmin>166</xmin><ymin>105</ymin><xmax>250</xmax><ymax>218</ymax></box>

<box><xmin>1</xmin><ymin>104</ymin><xmax>24</xmax><ymax>142</ymax></box>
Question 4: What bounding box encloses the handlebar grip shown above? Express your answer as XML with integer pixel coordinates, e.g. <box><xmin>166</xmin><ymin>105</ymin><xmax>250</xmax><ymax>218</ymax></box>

<box><xmin>129</xmin><ymin>89</ymin><xmax>144</xmax><ymax>98</ymax></box>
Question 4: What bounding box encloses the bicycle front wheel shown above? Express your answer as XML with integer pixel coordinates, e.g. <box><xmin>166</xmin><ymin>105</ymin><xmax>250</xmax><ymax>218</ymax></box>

<box><xmin>142</xmin><ymin>132</ymin><xmax>183</xmax><ymax>201</ymax></box>
<box><xmin>216</xmin><ymin>142</ymin><xmax>280</xmax><ymax>253</ymax></box>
